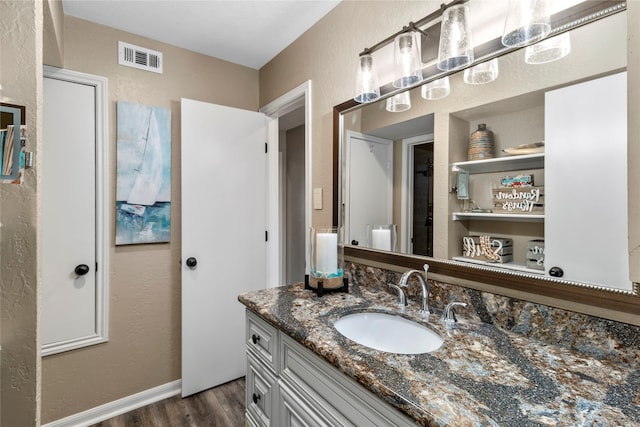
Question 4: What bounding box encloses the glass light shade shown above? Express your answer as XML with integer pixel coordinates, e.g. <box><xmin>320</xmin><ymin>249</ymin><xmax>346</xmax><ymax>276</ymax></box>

<box><xmin>354</xmin><ymin>54</ymin><xmax>380</xmax><ymax>103</ymax></box>
<box><xmin>421</xmin><ymin>77</ymin><xmax>450</xmax><ymax>100</ymax></box>
<box><xmin>386</xmin><ymin>92</ymin><xmax>411</xmax><ymax>113</ymax></box>
<box><xmin>502</xmin><ymin>0</ymin><xmax>551</xmax><ymax>48</ymax></box>
<box><xmin>437</xmin><ymin>4</ymin><xmax>474</xmax><ymax>71</ymax></box>
<box><xmin>464</xmin><ymin>58</ymin><xmax>499</xmax><ymax>85</ymax></box>
<box><xmin>525</xmin><ymin>32</ymin><xmax>571</xmax><ymax>64</ymax></box>
<box><xmin>393</xmin><ymin>32</ymin><xmax>423</xmax><ymax>88</ymax></box>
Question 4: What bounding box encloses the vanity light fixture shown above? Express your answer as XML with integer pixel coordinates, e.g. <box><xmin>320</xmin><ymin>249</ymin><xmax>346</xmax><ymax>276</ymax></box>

<box><xmin>525</xmin><ymin>32</ymin><xmax>571</xmax><ymax>64</ymax></box>
<box><xmin>463</xmin><ymin>58</ymin><xmax>499</xmax><ymax>85</ymax></box>
<box><xmin>502</xmin><ymin>0</ymin><xmax>551</xmax><ymax>48</ymax></box>
<box><xmin>437</xmin><ymin>3</ymin><xmax>474</xmax><ymax>71</ymax></box>
<box><xmin>386</xmin><ymin>91</ymin><xmax>412</xmax><ymax>112</ymax></box>
<box><xmin>354</xmin><ymin>53</ymin><xmax>381</xmax><ymax>103</ymax></box>
<box><xmin>353</xmin><ymin>0</ymin><xmax>469</xmax><ymax>104</ymax></box>
<box><xmin>421</xmin><ymin>77</ymin><xmax>451</xmax><ymax>100</ymax></box>
<box><xmin>393</xmin><ymin>31</ymin><xmax>423</xmax><ymax>88</ymax></box>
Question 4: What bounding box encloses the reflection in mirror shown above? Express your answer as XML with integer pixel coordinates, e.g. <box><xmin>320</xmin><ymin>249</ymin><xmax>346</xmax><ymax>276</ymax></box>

<box><xmin>339</xmin><ymin>6</ymin><xmax>635</xmax><ymax>294</ymax></box>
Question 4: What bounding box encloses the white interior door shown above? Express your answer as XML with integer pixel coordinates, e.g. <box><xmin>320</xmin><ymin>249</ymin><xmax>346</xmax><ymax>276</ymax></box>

<box><xmin>181</xmin><ymin>98</ymin><xmax>266</xmax><ymax>397</ymax></box>
<box><xmin>345</xmin><ymin>131</ymin><xmax>393</xmax><ymax>247</ymax></box>
<box><xmin>42</xmin><ymin>69</ymin><xmax>109</xmax><ymax>356</ymax></box>
<box><xmin>42</xmin><ymin>77</ymin><xmax>96</xmax><ymax>345</ymax></box>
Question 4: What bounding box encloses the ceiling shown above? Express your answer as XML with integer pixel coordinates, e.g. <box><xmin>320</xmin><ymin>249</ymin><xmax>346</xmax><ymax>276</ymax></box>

<box><xmin>61</xmin><ymin>0</ymin><xmax>341</xmax><ymax>70</ymax></box>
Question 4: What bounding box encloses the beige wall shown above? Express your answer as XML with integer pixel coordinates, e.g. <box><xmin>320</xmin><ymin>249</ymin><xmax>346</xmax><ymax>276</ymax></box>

<box><xmin>0</xmin><ymin>1</ymin><xmax>42</xmax><ymax>425</ymax></box>
<box><xmin>262</xmin><ymin>1</ymin><xmax>640</xmax><ymax>327</ymax></box>
<box><xmin>43</xmin><ymin>0</ymin><xmax>64</xmax><ymax>68</ymax></box>
<box><xmin>3</xmin><ymin>0</ymin><xmax>638</xmax><ymax>424</ymax></box>
<box><xmin>260</xmin><ymin>1</ymin><xmax>438</xmax><ymax>228</ymax></box>
<box><xmin>40</xmin><ymin>16</ymin><xmax>259</xmax><ymax>423</ymax></box>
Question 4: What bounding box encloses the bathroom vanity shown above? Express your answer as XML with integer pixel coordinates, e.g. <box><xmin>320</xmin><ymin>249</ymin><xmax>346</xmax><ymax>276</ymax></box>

<box><xmin>239</xmin><ymin>273</ymin><xmax>640</xmax><ymax>426</ymax></box>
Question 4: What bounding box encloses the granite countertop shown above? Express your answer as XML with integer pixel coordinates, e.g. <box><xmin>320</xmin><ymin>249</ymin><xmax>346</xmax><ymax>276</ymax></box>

<box><xmin>238</xmin><ymin>282</ymin><xmax>640</xmax><ymax>427</ymax></box>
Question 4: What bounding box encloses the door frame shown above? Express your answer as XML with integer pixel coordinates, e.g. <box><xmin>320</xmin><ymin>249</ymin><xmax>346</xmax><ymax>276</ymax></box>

<box><xmin>400</xmin><ymin>134</ymin><xmax>433</xmax><ymax>254</ymax></box>
<box><xmin>260</xmin><ymin>81</ymin><xmax>312</xmax><ymax>287</ymax></box>
<box><xmin>42</xmin><ymin>66</ymin><xmax>110</xmax><ymax>356</ymax></box>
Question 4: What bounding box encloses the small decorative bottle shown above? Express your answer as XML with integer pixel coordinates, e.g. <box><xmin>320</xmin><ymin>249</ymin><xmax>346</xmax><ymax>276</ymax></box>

<box><xmin>468</xmin><ymin>123</ymin><xmax>495</xmax><ymax>160</ymax></box>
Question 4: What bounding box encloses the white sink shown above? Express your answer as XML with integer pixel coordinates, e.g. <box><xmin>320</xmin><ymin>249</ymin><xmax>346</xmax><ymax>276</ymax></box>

<box><xmin>334</xmin><ymin>312</ymin><xmax>443</xmax><ymax>354</ymax></box>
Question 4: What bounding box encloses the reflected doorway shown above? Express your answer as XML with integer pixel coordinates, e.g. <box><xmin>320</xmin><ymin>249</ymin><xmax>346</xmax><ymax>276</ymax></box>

<box><xmin>279</xmin><ymin>108</ymin><xmax>306</xmax><ymax>284</ymax></box>
<box><xmin>411</xmin><ymin>143</ymin><xmax>434</xmax><ymax>257</ymax></box>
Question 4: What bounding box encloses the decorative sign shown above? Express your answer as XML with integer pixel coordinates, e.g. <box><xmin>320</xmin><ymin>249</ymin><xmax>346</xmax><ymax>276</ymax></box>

<box><xmin>500</xmin><ymin>174</ymin><xmax>534</xmax><ymax>188</ymax></box>
<box><xmin>526</xmin><ymin>239</ymin><xmax>545</xmax><ymax>270</ymax></box>
<box><xmin>462</xmin><ymin>235</ymin><xmax>513</xmax><ymax>263</ymax></box>
<box><xmin>492</xmin><ymin>186</ymin><xmax>544</xmax><ymax>214</ymax></box>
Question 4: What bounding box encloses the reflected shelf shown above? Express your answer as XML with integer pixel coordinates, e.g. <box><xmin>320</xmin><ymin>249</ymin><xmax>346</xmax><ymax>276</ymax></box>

<box><xmin>452</xmin><ymin>256</ymin><xmax>545</xmax><ymax>275</ymax></box>
<box><xmin>452</xmin><ymin>212</ymin><xmax>544</xmax><ymax>222</ymax></box>
<box><xmin>451</xmin><ymin>153</ymin><xmax>544</xmax><ymax>174</ymax></box>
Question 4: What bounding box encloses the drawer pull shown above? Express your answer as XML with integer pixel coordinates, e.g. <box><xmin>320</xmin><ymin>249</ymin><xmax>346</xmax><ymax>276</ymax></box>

<box><xmin>252</xmin><ymin>393</ymin><xmax>261</xmax><ymax>404</ymax></box>
<box><xmin>251</xmin><ymin>334</ymin><xmax>260</xmax><ymax>345</ymax></box>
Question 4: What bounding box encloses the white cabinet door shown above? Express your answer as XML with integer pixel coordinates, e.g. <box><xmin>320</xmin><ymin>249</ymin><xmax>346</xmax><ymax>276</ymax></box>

<box><xmin>545</xmin><ymin>72</ymin><xmax>631</xmax><ymax>290</ymax></box>
<box><xmin>181</xmin><ymin>99</ymin><xmax>267</xmax><ymax>397</ymax></box>
<box><xmin>42</xmin><ymin>70</ymin><xmax>109</xmax><ymax>355</ymax></box>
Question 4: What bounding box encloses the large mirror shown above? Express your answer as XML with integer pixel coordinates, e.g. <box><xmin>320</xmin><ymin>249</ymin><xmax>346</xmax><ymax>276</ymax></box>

<box><xmin>336</xmin><ymin>2</ymin><xmax>640</xmax><ymax>314</ymax></box>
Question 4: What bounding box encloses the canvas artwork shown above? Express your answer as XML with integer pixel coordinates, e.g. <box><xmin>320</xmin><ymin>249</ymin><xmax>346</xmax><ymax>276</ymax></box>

<box><xmin>116</xmin><ymin>102</ymin><xmax>172</xmax><ymax>245</ymax></box>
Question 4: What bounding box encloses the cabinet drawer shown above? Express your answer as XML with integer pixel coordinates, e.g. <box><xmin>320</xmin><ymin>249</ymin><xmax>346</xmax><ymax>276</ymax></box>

<box><xmin>246</xmin><ymin>310</ymin><xmax>279</xmax><ymax>373</ymax></box>
<box><xmin>246</xmin><ymin>352</ymin><xmax>278</xmax><ymax>427</ymax></box>
<box><xmin>280</xmin><ymin>334</ymin><xmax>417</xmax><ymax>427</ymax></box>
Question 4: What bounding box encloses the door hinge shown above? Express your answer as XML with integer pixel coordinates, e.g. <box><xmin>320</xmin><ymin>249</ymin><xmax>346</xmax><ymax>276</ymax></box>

<box><xmin>95</xmin><ymin>262</ymin><xmax>98</xmax><ymax>272</ymax></box>
<box><xmin>265</xmin><ymin>142</ymin><xmax>268</xmax><ymax>153</ymax></box>
<box><xmin>265</xmin><ymin>230</ymin><xmax>268</xmax><ymax>242</ymax></box>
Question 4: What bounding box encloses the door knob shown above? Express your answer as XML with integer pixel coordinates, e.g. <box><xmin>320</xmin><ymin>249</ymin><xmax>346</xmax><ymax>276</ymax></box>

<box><xmin>74</xmin><ymin>264</ymin><xmax>90</xmax><ymax>276</ymax></box>
<box><xmin>186</xmin><ymin>257</ymin><xmax>197</xmax><ymax>268</ymax></box>
<box><xmin>252</xmin><ymin>393</ymin><xmax>261</xmax><ymax>404</ymax></box>
<box><xmin>549</xmin><ymin>266</ymin><xmax>564</xmax><ymax>277</ymax></box>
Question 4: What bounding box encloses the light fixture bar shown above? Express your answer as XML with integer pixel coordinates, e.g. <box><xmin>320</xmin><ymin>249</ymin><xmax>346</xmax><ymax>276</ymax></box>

<box><xmin>358</xmin><ymin>0</ymin><xmax>469</xmax><ymax>57</ymax></box>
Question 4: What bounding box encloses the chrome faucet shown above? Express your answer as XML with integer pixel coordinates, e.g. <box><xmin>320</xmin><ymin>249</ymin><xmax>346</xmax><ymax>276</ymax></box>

<box><xmin>387</xmin><ymin>283</ymin><xmax>407</xmax><ymax>307</ymax></box>
<box><xmin>399</xmin><ymin>264</ymin><xmax>430</xmax><ymax>317</ymax></box>
<box><xmin>441</xmin><ymin>301</ymin><xmax>467</xmax><ymax>324</ymax></box>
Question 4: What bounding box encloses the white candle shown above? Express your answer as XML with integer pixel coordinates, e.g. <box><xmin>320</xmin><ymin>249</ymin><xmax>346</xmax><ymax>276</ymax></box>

<box><xmin>371</xmin><ymin>229</ymin><xmax>391</xmax><ymax>251</ymax></box>
<box><xmin>316</xmin><ymin>232</ymin><xmax>338</xmax><ymax>275</ymax></box>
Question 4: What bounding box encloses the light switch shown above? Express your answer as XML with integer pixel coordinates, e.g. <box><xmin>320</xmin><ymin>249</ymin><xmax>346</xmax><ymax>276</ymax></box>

<box><xmin>313</xmin><ymin>187</ymin><xmax>323</xmax><ymax>210</ymax></box>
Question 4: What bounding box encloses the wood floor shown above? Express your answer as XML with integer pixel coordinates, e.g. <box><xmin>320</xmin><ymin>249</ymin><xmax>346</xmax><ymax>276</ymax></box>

<box><xmin>90</xmin><ymin>377</ymin><xmax>246</xmax><ymax>427</ymax></box>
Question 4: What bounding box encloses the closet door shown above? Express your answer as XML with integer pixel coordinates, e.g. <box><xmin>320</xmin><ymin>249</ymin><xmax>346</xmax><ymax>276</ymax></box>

<box><xmin>544</xmin><ymin>71</ymin><xmax>630</xmax><ymax>290</ymax></box>
<box><xmin>42</xmin><ymin>67</ymin><xmax>109</xmax><ymax>355</ymax></box>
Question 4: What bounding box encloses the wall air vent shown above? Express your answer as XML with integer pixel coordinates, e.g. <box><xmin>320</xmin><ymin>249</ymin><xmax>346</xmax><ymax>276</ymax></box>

<box><xmin>118</xmin><ymin>41</ymin><xmax>163</xmax><ymax>74</ymax></box>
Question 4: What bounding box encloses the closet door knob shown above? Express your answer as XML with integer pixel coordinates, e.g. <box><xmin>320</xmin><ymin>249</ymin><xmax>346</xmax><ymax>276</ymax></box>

<box><xmin>252</xmin><ymin>393</ymin><xmax>261</xmax><ymax>404</ymax></box>
<box><xmin>186</xmin><ymin>257</ymin><xmax>197</xmax><ymax>268</ymax></box>
<box><xmin>74</xmin><ymin>264</ymin><xmax>90</xmax><ymax>276</ymax></box>
<box><xmin>251</xmin><ymin>334</ymin><xmax>260</xmax><ymax>345</ymax></box>
<box><xmin>549</xmin><ymin>266</ymin><xmax>564</xmax><ymax>277</ymax></box>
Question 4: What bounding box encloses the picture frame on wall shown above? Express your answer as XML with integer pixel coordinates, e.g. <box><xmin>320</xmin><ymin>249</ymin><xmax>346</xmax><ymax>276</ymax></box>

<box><xmin>116</xmin><ymin>101</ymin><xmax>172</xmax><ymax>245</ymax></box>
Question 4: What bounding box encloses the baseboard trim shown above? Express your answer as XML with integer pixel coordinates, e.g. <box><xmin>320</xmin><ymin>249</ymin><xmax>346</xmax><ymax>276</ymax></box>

<box><xmin>43</xmin><ymin>380</ymin><xmax>182</xmax><ymax>427</ymax></box>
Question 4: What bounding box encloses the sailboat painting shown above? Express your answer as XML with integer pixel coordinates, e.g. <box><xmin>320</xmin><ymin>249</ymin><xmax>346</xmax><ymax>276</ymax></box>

<box><xmin>116</xmin><ymin>102</ymin><xmax>171</xmax><ymax>245</ymax></box>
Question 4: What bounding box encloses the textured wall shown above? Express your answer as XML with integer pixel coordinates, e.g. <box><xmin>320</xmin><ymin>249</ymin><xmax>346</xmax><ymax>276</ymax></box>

<box><xmin>0</xmin><ymin>1</ymin><xmax>42</xmax><ymax>426</ymax></box>
<box><xmin>261</xmin><ymin>2</ymin><xmax>640</xmax><ymax>326</ymax></box>
<box><xmin>43</xmin><ymin>0</ymin><xmax>64</xmax><ymax>68</ymax></box>
<box><xmin>259</xmin><ymin>1</ymin><xmax>437</xmax><ymax>229</ymax></box>
<box><xmin>40</xmin><ymin>16</ymin><xmax>259</xmax><ymax>423</ymax></box>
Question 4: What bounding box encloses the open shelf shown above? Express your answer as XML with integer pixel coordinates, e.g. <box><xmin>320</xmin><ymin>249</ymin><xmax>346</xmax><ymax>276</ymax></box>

<box><xmin>452</xmin><ymin>212</ymin><xmax>544</xmax><ymax>222</ymax></box>
<box><xmin>452</xmin><ymin>256</ymin><xmax>545</xmax><ymax>275</ymax></box>
<box><xmin>451</xmin><ymin>153</ymin><xmax>544</xmax><ymax>174</ymax></box>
